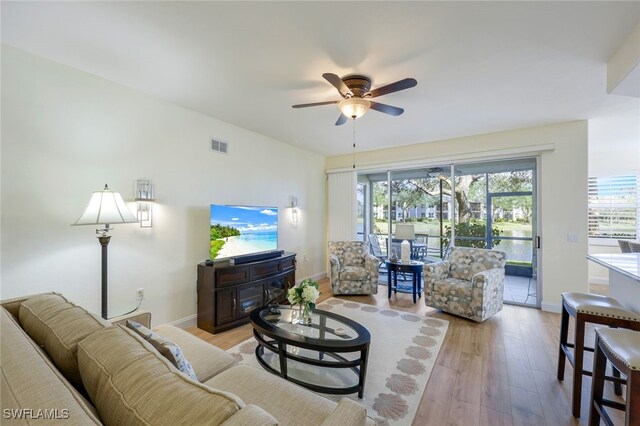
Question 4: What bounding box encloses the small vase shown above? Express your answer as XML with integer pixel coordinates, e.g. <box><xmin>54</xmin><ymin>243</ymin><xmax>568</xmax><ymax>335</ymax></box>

<box><xmin>301</xmin><ymin>303</ymin><xmax>312</xmax><ymax>325</ymax></box>
<box><xmin>293</xmin><ymin>303</ymin><xmax>312</xmax><ymax>325</ymax></box>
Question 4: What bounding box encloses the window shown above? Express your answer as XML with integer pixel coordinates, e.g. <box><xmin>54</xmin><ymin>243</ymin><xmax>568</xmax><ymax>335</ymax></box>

<box><xmin>357</xmin><ymin>183</ymin><xmax>366</xmax><ymax>240</ymax></box>
<box><xmin>588</xmin><ymin>174</ymin><xmax>640</xmax><ymax>239</ymax></box>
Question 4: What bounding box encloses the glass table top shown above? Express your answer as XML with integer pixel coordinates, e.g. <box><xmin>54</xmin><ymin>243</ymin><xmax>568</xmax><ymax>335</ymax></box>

<box><xmin>259</xmin><ymin>306</ymin><xmax>359</xmax><ymax>342</ymax></box>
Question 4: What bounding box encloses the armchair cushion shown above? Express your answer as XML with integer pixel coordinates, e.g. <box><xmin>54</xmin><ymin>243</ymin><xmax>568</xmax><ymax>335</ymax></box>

<box><xmin>434</xmin><ymin>278</ymin><xmax>473</xmax><ymax>299</ymax></box>
<box><xmin>339</xmin><ymin>266</ymin><xmax>370</xmax><ymax>281</ymax></box>
<box><xmin>432</xmin><ymin>278</ymin><xmax>473</xmax><ymax>318</ymax></box>
<box><xmin>449</xmin><ymin>248</ymin><xmax>506</xmax><ymax>281</ymax></box>
<box><xmin>328</xmin><ymin>241</ymin><xmax>365</xmax><ymax>266</ymax></box>
<box><xmin>424</xmin><ymin>261</ymin><xmax>450</xmax><ymax>285</ymax></box>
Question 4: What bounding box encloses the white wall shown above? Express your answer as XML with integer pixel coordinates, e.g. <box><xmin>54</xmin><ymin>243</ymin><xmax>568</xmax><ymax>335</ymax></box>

<box><xmin>326</xmin><ymin>121</ymin><xmax>589</xmax><ymax>311</ymax></box>
<box><xmin>587</xmin><ymin>99</ymin><xmax>640</xmax><ymax>283</ymax></box>
<box><xmin>1</xmin><ymin>46</ymin><xmax>326</xmax><ymax>325</ymax></box>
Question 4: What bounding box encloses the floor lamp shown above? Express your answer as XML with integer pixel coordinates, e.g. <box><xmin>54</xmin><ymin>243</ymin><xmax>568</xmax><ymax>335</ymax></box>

<box><xmin>72</xmin><ymin>184</ymin><xmax>139</xmax><ymax>319</ymax></box>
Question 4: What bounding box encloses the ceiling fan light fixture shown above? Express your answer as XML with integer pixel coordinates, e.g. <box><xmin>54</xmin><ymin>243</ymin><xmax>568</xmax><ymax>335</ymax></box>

<box><xmin>338</xmin><ymin>98</ymin><xmax>371</xmax><ymax>119</ymax></box>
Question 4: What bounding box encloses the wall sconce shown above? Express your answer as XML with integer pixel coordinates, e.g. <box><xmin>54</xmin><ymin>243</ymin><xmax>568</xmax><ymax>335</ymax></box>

<box><xmin>289</xmin><ymin>195</ymin><xmax>298</xmax><ymax>224</ymax></box>
<box><xmin>135</xmin><ymin>179</ymin><xmax>155</xmax><ymax>228</ymax></box>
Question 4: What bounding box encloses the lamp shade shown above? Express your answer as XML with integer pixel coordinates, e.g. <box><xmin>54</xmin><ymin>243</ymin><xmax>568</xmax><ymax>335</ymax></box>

<box><xmin>395</xmin><ymin>223</ymin><xmax>416</xmax><ymax>240</ymax></box>
<box><xmin>72</xmin><ymin>184</ymin><xmax>139</xmax><ymax>226</ymax></box>
<box><xmin>338</xmin><ymin>98</ymin><xmax>371</xmax><ymax>119</ymax></box>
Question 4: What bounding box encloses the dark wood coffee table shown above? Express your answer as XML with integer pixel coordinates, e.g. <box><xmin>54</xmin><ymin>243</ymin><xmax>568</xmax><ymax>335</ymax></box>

<box><xmin>250</xmin><ymin>306</ymin><xmax>371</xmax><ymax>398</ymax></box>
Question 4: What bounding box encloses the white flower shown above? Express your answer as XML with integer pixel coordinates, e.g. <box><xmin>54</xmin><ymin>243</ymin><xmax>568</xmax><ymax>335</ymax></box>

<box><xmin>287</xmin><ymin>288</ymin><xmax>299</xmax><ymax>305</ymax></box>
<box><xmin>301</xmin><ymin>286</ymin><xmax>319</xmax><ymax>303</ymax></box>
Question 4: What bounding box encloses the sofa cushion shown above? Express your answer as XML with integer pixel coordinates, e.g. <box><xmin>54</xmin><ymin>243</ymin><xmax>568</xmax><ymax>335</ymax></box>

<box><xmin>153</xmin><ymin>324</ymin><xmax>236</xmax><ymax>382</ymax></box>
<box><xmin>126</xmin><ymin>320</ymin><xmax>198</xmax><ymax>381</ymax></box>
<box><xmin>320</xmin><ymin>398</ymin><xmax>368</xmax><ymax>426</ymax></box>
<box><xmin>1</xmin><ymin>308</ymin><xmax>102</xmax><ymax>425</ymax></box>
<box><xmin>205</xmin><ymin>364</ymin><xmax>338</xmax><ymax>426</ymax></box>
<box><xmin>220</xmin><ymin>404</ymin><xmax>277</xmax><ymax>426</ymax></box>
<box><xmin>77</xmin><ymin>325</ymin><xmax>243</xmax><ymax>425</ymax></box>
<box><xmin>18</xmin><ymin>293</ymin><xmax>108</xmax><ymax>387</ymax></box>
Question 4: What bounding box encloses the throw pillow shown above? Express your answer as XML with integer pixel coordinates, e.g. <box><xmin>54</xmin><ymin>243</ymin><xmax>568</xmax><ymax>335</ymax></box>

<box><xmin>126</xmin><ymin>320</ymin><xmax>198</xmax><ymax>381</ymax></box>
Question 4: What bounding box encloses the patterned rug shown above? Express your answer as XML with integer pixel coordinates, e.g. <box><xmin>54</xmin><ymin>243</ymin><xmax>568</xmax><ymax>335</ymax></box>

<box><xmin>227</xmin><ymin>298</ymin><xmax>448</xmax><ymax>425</ymax></box>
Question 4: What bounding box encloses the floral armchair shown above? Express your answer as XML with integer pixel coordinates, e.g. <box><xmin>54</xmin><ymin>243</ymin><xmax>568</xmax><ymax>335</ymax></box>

<box><xmin>423</xmin><ymin>247</ymin><xmax>507</xmax><ymax>322</ymax></box>
<box><xmin>328</xmin><ymin>241</ymin><xmax>379</xmax><ymax>295</ymax></box>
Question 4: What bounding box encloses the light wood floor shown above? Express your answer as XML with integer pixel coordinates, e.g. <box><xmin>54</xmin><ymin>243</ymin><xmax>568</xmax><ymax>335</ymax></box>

<box><xmin>187</xmin><ymin>279</ymin><xmax>625</xmax><ymax>425</ymax></box>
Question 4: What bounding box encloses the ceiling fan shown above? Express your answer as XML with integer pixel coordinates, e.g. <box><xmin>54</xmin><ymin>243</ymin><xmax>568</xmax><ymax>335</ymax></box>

<box><xmin>292</xmin><ymin>73</ymin><xmax>417</xmax><ymax>126</ymax></box>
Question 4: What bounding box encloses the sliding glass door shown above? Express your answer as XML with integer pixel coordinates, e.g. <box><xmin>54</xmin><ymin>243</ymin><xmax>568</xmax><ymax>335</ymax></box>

<box><xmin>358</xmin><ymin>157</ymin><xmax>539</xmax><ymax>308</ymax></box>
<box><xmin>453</xmin><ymin>159</ymin><xmax>538</xmax><ymax>306</ymax></box>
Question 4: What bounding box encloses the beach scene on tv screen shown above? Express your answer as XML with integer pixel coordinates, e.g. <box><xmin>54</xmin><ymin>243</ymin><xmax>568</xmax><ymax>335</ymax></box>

<box><xmin>210</xmin><ymin>205</ymin><xmax>278</xmax><ymax>259</ymax></box>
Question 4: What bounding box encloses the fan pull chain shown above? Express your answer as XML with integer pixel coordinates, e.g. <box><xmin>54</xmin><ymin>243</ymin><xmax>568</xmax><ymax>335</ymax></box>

<box><xmin>352</xmin><ymin>118</ymin><xmax>356</xmax><ymax>169</ymax></box>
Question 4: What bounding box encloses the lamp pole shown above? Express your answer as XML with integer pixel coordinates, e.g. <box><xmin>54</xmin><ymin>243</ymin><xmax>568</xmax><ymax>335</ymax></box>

<box><xmin>98</xmin><ymin>233</ymin><xmax>111</xmax><ymax>319</ymax></box>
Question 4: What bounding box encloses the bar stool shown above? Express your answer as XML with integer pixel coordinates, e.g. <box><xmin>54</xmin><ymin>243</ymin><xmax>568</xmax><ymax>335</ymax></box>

<box><xmin>589</xmin><ymin>328</ymin><xmax>640</xmax><ymax>426</ymax></box>
<box><xmin>557</xmin><ymin>292</ymin><xmax>640</xmax><ymax>417</ymax></box>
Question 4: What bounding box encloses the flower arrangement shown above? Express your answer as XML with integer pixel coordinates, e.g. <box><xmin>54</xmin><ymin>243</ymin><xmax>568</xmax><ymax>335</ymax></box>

<box><xmin>287</xmin><ymin>278</ymin><xmax>320</xmax><ymax>324</ymax></box>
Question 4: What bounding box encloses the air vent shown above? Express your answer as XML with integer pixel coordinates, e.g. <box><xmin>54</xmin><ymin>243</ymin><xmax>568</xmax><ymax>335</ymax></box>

<box><xmin>210</xmin><ymin>138</ymin><xmax>228</xmax><ymax>154</ymax></box>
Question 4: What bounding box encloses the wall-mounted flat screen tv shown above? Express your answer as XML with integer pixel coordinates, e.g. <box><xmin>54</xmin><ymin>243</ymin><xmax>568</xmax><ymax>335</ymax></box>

<box><xmin>210</xmin><ymin>204</ymin><xmax>278</xmax><ymax>260</ymax></box>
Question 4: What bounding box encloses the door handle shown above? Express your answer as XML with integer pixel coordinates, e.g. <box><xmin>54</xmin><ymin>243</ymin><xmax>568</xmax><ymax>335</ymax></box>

<box><xmin>535</xmin><ymin>236</ymin><xmax>541</xmax><ymax>249</ymax></box>
<box><xmin>232</xmin><ymin>298</ymin><xmax>236</xmax><ymax>311</ymax></box>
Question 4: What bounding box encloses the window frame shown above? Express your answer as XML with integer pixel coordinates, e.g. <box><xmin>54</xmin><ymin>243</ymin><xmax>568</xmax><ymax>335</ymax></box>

<box><xmin>587</xmin><ymin>172</ymin><xmax>640</xmax><ymax>244</ymax></box>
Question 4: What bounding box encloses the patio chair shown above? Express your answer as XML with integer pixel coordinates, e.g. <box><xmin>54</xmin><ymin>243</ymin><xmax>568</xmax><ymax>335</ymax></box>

<box><xmin>328</xmin><ymin>241</ymin><xmax>379</xmax><ymax>295</ymax></box>
<box><xmin>368</xmin><ymin>234</ymin><xmax>387</xmax><ymax>268</ymax></box>
<box><xmin>423</xmin><ymin>246</ymin><xmax>507</xmax><ymax>322</ymax></box>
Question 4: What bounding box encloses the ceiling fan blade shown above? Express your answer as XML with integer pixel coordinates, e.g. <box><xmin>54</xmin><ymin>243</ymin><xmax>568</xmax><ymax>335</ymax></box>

<box><xmin>335</xmin><ymin>113</ymin><xmax>348</xmax><ymax>126</ymax></box>
<box><xmin>323</xmin><ymin>73</ymin><xmax>352</xmax><ymax>97</ymax></box>
<box><xmin>292</xmin><ymin>100</ymin><xmax>339</xmax><ymax>108</ymax></box>
<box><xmin>367</xmin><ymin>78</ymin><xmax>417</xmax><ymax>98</ymax></box>
<box><xmin>369</xmin><ymin>101</ymin><xmax>404</xmax><ymax>116</ymax></box>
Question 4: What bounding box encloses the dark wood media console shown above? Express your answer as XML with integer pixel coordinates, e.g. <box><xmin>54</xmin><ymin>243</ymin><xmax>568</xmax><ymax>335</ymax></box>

<box><xmin>197</xmin><ymin>252</ymin><xmax>296</xmax><ymax>334</ymax></box>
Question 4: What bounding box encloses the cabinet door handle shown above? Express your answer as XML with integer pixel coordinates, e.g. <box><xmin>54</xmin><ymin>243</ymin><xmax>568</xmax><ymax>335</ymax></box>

<box><xmin>232</xmin><ymin>298</ymin><xmax>236</xmax><ymax>311</ymax></box>
<box><xmin>264</xmin><ymin>289</ymin><xmax>268</xmax><ymax>301</ymax></box>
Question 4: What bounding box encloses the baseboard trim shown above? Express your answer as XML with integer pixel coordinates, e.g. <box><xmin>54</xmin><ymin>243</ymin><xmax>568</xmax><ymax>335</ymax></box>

<box><xmin>169</xmin><ymin>314</ymin><xmax>197</xmax><ymax>329</ymax></box>
<box><xmin>541</xmin><ymin>301</ymin><xmax>562</xmax><ymax>313</ymax></box>
<box><xmin>589</xmin><ymin>277</ymin><xmax>609</xmax><ymax>285</ymax></box>
<box><xmin>297</xmin><ymin>272</ymin><xmax>327</xmax><ymax>284</ymax></box>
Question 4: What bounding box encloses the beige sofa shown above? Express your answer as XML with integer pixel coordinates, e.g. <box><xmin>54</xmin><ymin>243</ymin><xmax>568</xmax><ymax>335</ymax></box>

<box><xmin>1</xmin><ymin>293</ymin><xmax>371</xmax><ymax>425</ymax></box>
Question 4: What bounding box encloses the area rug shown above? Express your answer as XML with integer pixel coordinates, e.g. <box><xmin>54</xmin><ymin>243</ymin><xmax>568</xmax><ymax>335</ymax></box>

<box><xmin>227</xmin><ymin>298</ymin><xmax>448</xmax><ymax>425</ymax></box>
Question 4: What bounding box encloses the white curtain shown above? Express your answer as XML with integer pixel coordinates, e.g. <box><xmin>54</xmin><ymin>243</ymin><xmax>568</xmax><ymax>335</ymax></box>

<box><xmin>327</xmin><ymin>170</ymin><xmax>357</xmax><ymax>242</ymax></box>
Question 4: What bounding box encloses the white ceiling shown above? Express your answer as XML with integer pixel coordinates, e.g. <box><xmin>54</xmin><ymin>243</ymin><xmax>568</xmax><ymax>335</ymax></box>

<box><xmin>2</xmin><ymin>1</ymin><xmax>639</xmax><ymax>157</ymax></box>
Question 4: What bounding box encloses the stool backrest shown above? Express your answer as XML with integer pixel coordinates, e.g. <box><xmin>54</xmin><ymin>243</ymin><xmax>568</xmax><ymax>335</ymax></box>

<box><xmin>618</xmin><ymin>239</ymin><xmax>632</xmax><ymax>253</ymax></box>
